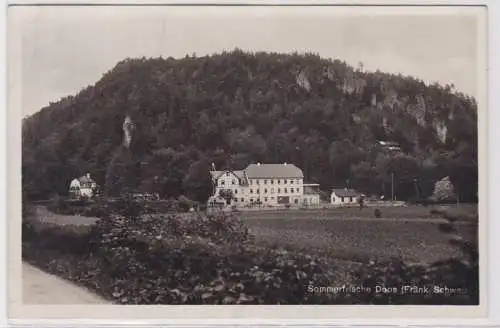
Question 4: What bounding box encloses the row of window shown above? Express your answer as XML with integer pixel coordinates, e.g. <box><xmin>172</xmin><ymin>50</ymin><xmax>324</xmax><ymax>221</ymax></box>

<box><xmin>219</xmin><ymin>179</ymin><xmax>242</xmax><ymax>186</ymax></box>
<box><xmin>219</xmin><ymin>178</ymin><xmax>302</xmax><ymax>187</ymax></box>
<box><xmin>233</xmin><ymin>196</ymin><xmax>279</xmax><ymax>203</ymax></box>
<box><xmin>220</xmin><ymin>187</ymin><xmax>302</xmax><ymax>195</ymax></box>
<box><xmin>250</xmin><ymin>179</ymin><xmax>300</xmax><ymax>185</ymax></box>
<box><xmin>249</xmin><ymin>187</ymin><xmax>300</xmax><ymax>194</ymax></box>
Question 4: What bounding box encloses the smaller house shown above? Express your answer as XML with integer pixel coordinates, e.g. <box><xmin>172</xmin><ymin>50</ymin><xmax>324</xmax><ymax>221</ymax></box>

<box><xmin>69</xmin><ymin>173</ymin><xmax>99</xmax><ymax>200</ymax></box>
<box><xmin>331</xmin><ymin>188</ymin><xmax>360</xmax><ymax>206</ymax></box>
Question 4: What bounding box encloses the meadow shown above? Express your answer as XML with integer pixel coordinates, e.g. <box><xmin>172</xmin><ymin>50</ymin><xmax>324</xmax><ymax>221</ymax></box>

<box><xmin>240</xmin><ymin>205</ymin><xmax>478</xmax><ymax>264</ymax></box>
<box><xmin>32</xmin><ymin>203</ymin><xmax>478</xmax><ymax>265</ymax></box>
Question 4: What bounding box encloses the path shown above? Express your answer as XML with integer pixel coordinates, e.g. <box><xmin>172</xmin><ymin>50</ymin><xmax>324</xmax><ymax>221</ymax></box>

<box><xmin>23</xmin><ymin>262</ymin><xmax>110</xmax><ymax>304</ymax></box>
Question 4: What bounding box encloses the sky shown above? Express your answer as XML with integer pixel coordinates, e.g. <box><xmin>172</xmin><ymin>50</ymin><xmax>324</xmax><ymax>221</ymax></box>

<box><xmin>10</xmin><ymin>5</ymin><xmax>483</xmax><ymax>117</ymax></box>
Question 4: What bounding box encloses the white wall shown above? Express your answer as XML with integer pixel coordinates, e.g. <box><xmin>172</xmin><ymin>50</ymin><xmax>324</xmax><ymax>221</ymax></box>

<box><xmin>212</xmin><ymin>174</ymin><xmax>305</xmax><ymax>207</ymax></box>
<box><xmin>247</xmin><ymin>177</ymin><xmax>303</xmax><ymax>206</ymax></box>
<box><xmin>331</xmin><ymin>193</ymin><xmax>358</xmax><ymax>205</ymax></box>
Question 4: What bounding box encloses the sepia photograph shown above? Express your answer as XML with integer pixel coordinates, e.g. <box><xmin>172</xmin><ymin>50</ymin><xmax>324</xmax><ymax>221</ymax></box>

<box><xmin>7</xmin><ymin>2</ymin><xmax>488</xmax><ymax>320</ymax></box>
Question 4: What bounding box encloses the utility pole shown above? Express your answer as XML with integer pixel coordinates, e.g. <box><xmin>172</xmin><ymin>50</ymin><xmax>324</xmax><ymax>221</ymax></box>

<box><xmin>413</xmin><ymin>178</ymin><xmax>420</xmax><ymax>200</ymax></box>
<box><xmin>391</xmin><ymin>172</ymin><xmax>395</xmax><ymax>201</ymax></box>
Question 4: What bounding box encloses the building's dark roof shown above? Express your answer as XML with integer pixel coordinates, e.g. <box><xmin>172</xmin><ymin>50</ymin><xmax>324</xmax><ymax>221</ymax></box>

<box><xmin>78</xmin><ymin>175</ymin><xmax>95</xmax><ymax>184</ymax></box>
<box><xmin>245</xmin><ymin>163</ymin><xmax>303</xmax><ymax>179</ymax></box>
<box><xmin>331</xmin><ymin>188</ymin><xmax>359</xmax><ymax>197</ymax></box>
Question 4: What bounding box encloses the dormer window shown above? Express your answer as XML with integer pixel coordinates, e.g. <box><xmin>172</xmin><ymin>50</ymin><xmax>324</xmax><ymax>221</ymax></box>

<box><xmin>226</xmin><ymin>172</ymin><xmax>230</xmax><ymax>177</ymax></box>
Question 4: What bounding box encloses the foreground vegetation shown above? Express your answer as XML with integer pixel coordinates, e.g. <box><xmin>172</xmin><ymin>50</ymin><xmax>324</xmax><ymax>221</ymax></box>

<box><xmin>22</xmin><ymin>202</ymin><xmax>478</xmax><ymax>305</ymax></box>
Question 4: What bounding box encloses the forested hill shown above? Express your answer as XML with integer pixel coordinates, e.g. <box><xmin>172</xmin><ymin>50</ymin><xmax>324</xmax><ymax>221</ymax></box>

<box><xmin>22</xmin><ymin>49</ymin><xmax>478</xmax><ymax>202</ymax></box>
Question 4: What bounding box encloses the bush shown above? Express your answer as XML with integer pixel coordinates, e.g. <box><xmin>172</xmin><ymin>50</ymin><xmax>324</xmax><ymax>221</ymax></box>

<box><xmin>352</xmin><ymin>257</ymin><xmax>478</xmax><ymax>305</ymax></box>
<box><xmin>23</xmin><ymin>212</ymin><xmax>349</xmax><ymax>304</ymax></box>
<box><xmin>374</xmin><ymin>208</ymin><xmax>382</xmax><ymax>218</ymax></box>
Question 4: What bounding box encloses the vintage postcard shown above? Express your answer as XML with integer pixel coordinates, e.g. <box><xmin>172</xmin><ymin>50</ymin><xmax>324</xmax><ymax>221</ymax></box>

<box><xmin>7</xmin><ymin>2</ymin><xmax>488</xmax><ymax>323</ymax></box>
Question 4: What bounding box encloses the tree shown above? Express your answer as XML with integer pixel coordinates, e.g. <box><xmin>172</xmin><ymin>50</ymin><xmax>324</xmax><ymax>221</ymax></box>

<box><xmin>182</xmin><ymin>158</ymin><xmax>213</xmax><ymax>204</ymax></box>
<box><xmin>432</xmin><ymin>176</ymin><xmax>456</xmax><ymax>203</ymax></box>
<box><xmin>218</xmin><ymin>189</ymin><xmax>235</xmax><ymax>205</ymax></box>
<box><xmin>21</xmin><ymin>50</ymin><xmax>478</xmax><ymax>202</ymax></box>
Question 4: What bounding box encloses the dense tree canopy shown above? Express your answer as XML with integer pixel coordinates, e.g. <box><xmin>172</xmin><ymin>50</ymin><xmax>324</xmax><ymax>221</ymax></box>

<box><xmin>22</xmin><ymin>49</ymin><xmax>478</xmax><ymax>203</ymax></box>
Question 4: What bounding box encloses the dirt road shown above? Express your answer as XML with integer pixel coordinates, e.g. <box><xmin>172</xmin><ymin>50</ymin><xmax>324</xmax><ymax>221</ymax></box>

<box><xmin>23</xmin><ymin>263</ymin><xmax>109</xmax><ymax>304</ymax></box>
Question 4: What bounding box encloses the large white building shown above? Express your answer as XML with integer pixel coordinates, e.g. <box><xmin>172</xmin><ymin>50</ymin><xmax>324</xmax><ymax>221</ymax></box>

<box><xmin>208</xmin><ymin>163</ymin><xmax>320</xmax><ymax>207</ymax></box>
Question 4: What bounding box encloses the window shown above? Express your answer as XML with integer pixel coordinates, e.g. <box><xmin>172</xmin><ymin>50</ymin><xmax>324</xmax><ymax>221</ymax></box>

<box><xmin>283</xmin><ymin>180</ymin><xmax>287</xmax><ymax>184</ymax></box>
<box><xmin>271</xmin><ymin>179</ymin><xmax>274</xmax><ymax>184</ymax></box>
<box><xmin>278</xmin><ymin>180</ymin><xmax>281</xmax><ymax>184</ymax></box>
<box><xmin>290</xmin><ymin>188</ymin><xmax>293</xmax><ymax>194</ymax></box>
<box><xmin>296</xmin><ymin>188</ymin><xmax>300</xmax><ymax>193</ymax></box>
<box><xmin>264</xmin><ymin>180</ymin><xmax>267</xmax><ymax>184</ymax></box>
<box><xmin>250</xmin><ymin>180</ymin><xmax>253</xmax><ymax>185</ymax></box>
<box><xmin>349</xmin><ymin>197</ymin><xmax>353</xmax><ymax>202</ymax></box>
<box><xmin>294</xmin><ymin>199</ymin><xmax>298</xmax><ymax>204</ymax></box>
<box><xmin>291</xmin><ymin>180</ymin><xmax>294</xmax><ymax>184</ymax></box>
<box><xmin>265</xmin><ymin>197</ymin><xmax>268</xmax><ymax>202</ymax></box>
<box><xmin>264</xmin><ymin>189</ymin><xmax>268</xmax><ymax>194</ymax></box>
<box><xmin>241</xmin><ymin>198</ymin><xmax>244</xmax><ymax>202</ymax></box>
<box><xmin>257</xmin><ymin>180</ymin><xmax>260</xmax><ymax>185</ymax></box>
<box><xmin>220</xmin><ymin>181</ymin><xmax>225</xmax><ymax>186</ymax></box>
<box><xmin>226</xmin><ymin>172</ymin><xmax>230</xmax><ymax>176</ymax></box>
<box><xmin>271</xmin><ymin>188</ymin><xmax>274</xmax><ymax>193</ymax></box>
<box><xmin>296</xmin><ymin>179</ymin><xmax>300</xmax><ymax>184</ymax></box>
<box><xmin>234</xmin><ymin>189</ymin><xmax>238</xmax><ymax>194</ymax></box>
<box><xmin>278</xmin><ymin>188</ymin><xmax>281</xmax><ymax>193</ymax></box>
<box><xmin>250</xmin><ymin>198</ymin><xmax>254</xmax><ymax>202</ymax></box>
<box><xmin>232</xmin><ymin>179</ymin><xmax>236</xmax><ymax>185</ymax></box>
<box><xmin>284</xmin><ymin>188</ymin><xmax>288</xmax><ymax>193</ymax></box>
<box><xmin>234</xmin><ymin>198</ymin><xmax>238</xmax><ymax>202</ymax></box>
<box><xmin>250</xmin><ymin>189</ymin><xmax>253</xmax><ymax>194</ymax></box>
<box><xmin>257</xmin><ymin>189</ymin><xmax>260</xmax><ymax>194</ymax></box>
<box><xmin>341</xmin><ymin>197</ymin><xmax>345</xmax><ymax>202</ymax></box>
<box><xmin>271</xmin><ymin>197</ymin><xmax>275</xmax><ymax>199</ymax></box>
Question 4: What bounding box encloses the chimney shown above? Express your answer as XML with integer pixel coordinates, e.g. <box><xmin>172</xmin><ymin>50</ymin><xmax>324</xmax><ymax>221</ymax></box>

<box><xmin>86</xmin><ymin>173</ymin><xmax>91</xmax><ymax>179</ymax></box>
<box><xmin>257</xmin><ymin>162</ymin><xmax>261</xmax><ymax>166</ymax></box>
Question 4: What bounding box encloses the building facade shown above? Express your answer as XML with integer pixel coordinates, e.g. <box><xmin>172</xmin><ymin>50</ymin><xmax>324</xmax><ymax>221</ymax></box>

<box><xmin>69</xmin><ymin>173</ymin><xmax>99</xmax><ymax>200</ymax></box>
<box><xmin>330</xmin><ymin>188</ymin><xmax>360</xmax><ymax>206</ymax></box>
<box><xmin>209</xmin><ymin>163</ymin><xmax>318</xmax><ymax>207</ymax></box>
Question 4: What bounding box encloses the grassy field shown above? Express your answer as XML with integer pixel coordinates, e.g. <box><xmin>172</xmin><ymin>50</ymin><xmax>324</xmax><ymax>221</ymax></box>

<box><xmin>30</xmin><ymin>203</ymin><xmax>478</xmax><ymax>266</ymax></box>
<box><xmin>240</xmin><ymin>205</ymin><xmax>478</xmax><ymax>265</ymax></box>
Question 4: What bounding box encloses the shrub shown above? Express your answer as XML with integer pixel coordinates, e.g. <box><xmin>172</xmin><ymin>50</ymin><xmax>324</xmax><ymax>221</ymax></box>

<box><xmin>23</xmin><ymin>211</ymin><xmax>353</xmax><ymax>304</ymax></box>
<box><xmin>374</xmin><ymin>208</ymin><xmax>382</xmax><ymax>218</ymax></box>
